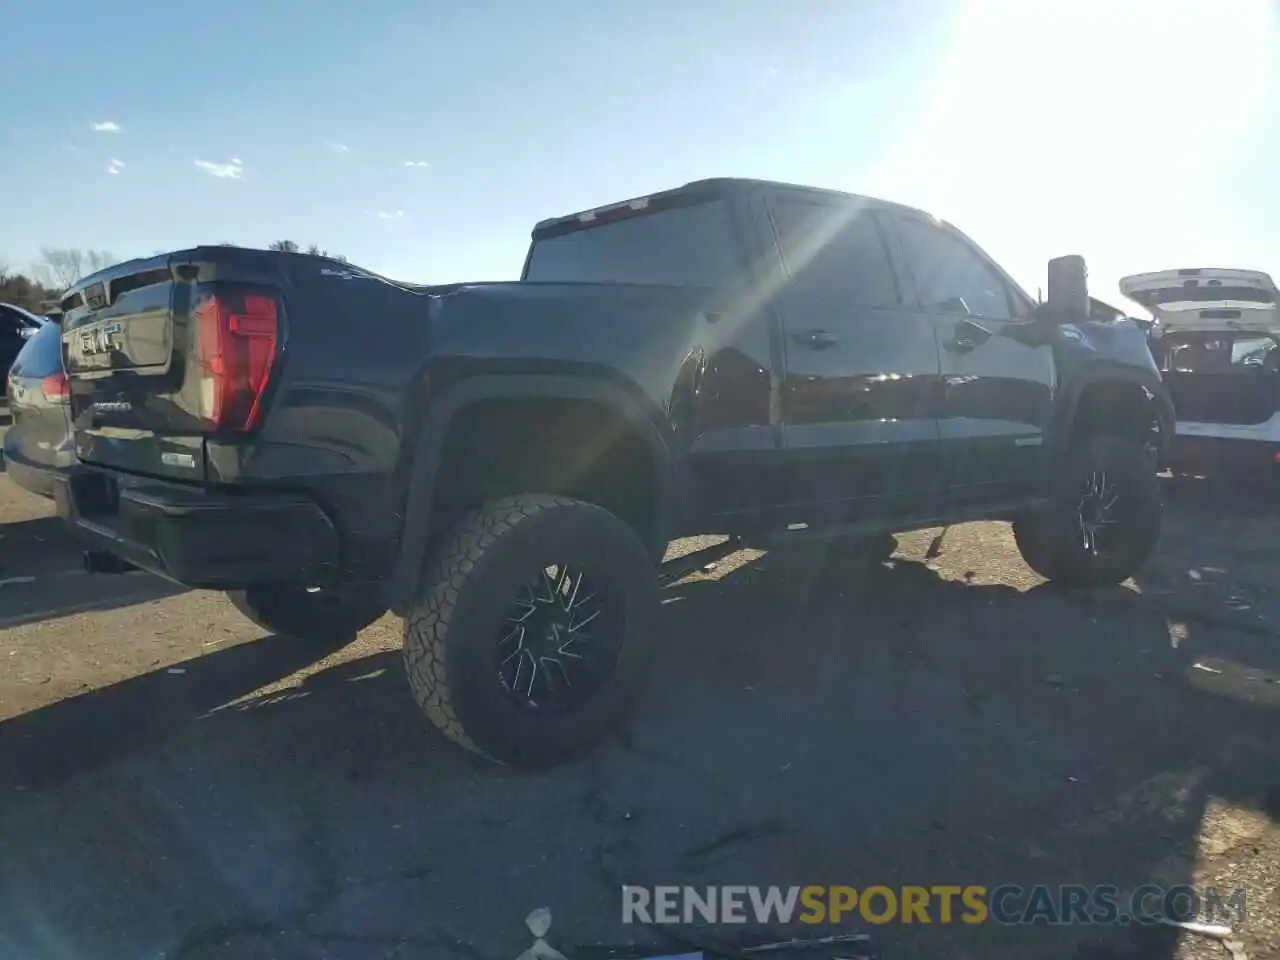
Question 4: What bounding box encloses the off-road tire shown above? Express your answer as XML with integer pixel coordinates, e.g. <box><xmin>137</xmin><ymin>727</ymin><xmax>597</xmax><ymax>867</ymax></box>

<box><xmin>1013</xmin><ymin>435</ymin><xmax>1161</xmax><ymax>588</ymax></box>
<box><xmin>227</xmin><ymin>584</ymin><xmax>386</xmax><ymax>643</ymax></box>
<box><xmin>403</xmin><ymin>494</ymin><xmax>660</xmax><ymax>767</ymax></box>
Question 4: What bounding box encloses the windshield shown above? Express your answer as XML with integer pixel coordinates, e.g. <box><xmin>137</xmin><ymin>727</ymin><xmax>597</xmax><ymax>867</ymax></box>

<box><xmin>523</xmin><ymin>199</ymin><xmax>742</xmax><ymax>286</ymax></box>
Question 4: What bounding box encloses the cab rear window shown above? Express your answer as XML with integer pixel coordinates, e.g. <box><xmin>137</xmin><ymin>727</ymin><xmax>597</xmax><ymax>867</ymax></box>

<box><xmin>524</xmin><ymin>199</ymin><xmax>742</xmax><ymax>287</ymax></box>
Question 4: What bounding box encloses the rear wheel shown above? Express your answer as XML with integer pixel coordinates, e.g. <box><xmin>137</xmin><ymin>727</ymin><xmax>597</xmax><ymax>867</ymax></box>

<box><xmin>1013</xmin><ymin>435</ymin><xmax>1161</xmax><ymax>588</ymax></box>
<box><xmin>403</xmin><ymin>494</ymin><xmax>659</xmax><ymax>767</ymax></box>
<box><xmin>227</xmin><ymin>584</ymin><xmax>386</xmax><ymax>643</ymax></box>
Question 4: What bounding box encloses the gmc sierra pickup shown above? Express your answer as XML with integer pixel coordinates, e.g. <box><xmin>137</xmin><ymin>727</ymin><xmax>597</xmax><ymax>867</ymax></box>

<box><xmin>53</xmin><ymin>177</ymin><xmax>1174</xmax><ymax>766</ymax></box>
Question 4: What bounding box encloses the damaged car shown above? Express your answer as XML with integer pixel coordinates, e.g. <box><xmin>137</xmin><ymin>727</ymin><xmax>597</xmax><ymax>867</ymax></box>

<box><xmin>1120</xmin><ymin>267</ymin><xmax>1280</xmax><ymax>475</ymax></box>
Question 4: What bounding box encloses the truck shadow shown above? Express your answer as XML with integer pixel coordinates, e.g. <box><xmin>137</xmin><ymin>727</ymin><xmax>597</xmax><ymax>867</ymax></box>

<box><xmin>0</xmin><ymin>515</ymin><xmax>189</xmax><ymax>627</ymax></box>
<box><xmin>0</xmin><ymin>514</ymin><xmax>1277</xmax><ymax>957</ymax></box>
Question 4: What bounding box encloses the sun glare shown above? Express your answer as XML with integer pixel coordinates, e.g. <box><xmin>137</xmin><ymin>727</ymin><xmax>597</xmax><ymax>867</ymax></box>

<box><xmin>862</xmin><ymin>0</ymin><xmax>1277</xmax><ymax>300</ymax></box>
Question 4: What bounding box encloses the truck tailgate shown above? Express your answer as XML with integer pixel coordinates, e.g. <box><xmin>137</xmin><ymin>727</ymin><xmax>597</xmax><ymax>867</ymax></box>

<box><xmin>60</xmin><ymin>249</ymin><xmax>286</xmax><ymax>482</ymax></box>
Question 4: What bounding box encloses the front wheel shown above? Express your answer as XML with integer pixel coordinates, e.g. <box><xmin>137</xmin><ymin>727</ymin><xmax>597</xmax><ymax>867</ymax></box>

<box><xmin>403</xmin><ymin>494</ymin><xmax>660</xmax><ymax>767</ymax></box>
<box><xmin>1013</xmin><ymin>435</ymin><xmax>1162</xmax><ymax>588</ymax></box>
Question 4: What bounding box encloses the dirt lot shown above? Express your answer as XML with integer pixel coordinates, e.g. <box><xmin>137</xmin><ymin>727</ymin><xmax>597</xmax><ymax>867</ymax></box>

<box><xmin>2</xmin><ymin>427</ymin><xmax>1279</xmax><ymax>959</ymax></box>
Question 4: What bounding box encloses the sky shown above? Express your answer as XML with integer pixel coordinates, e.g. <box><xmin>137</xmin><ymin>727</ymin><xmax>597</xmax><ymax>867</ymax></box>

<box><xmin>2</xmin><ymin>0</ymin><xmax>1277</xmax><ymax>310</ymax></box>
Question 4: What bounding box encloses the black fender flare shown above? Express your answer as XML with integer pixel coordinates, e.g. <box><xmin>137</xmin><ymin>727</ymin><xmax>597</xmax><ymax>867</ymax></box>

<box><xmin>1044</xmin><ymin>363</ymin><xmax>1175</xmax><ymax>468</ymax></box>
<box><xmin>388</xmin><ymin>374</ymin><xmax>675</xmax><ymax>614</ymax></box>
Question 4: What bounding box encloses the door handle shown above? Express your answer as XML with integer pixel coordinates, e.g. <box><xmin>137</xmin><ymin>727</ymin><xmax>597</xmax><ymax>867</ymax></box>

<box><xmin>794</xmin><ymin>329</ymin><xmax>839</xmax><ymax>349</ymax></box>
<box><xmin>943</xmin><ymin>333</ymin><xmax>979</xmax><ymax>353</ymax></box>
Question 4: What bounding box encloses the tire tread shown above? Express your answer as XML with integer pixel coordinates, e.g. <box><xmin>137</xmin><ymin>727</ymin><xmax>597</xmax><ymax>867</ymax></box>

<box><xmin>402</xmin><ymin>494</ymin><xmax>583</xmax><ymax>763</ymax></box>
<box><xmin>1013</xmin><ymin>434</ymin><xmax>1160</xmax><ymax>588</ymax></box>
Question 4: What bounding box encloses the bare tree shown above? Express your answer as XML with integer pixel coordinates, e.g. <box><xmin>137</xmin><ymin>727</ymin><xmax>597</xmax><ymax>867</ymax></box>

<box><xmin>306</xmin><ymin>244</ymin><xmax>348</xmax><ymax>262</ymax></box>
<box><xmin>37</xmin><ymin>248</ymin><xmax>116</xmax><ymax>290</ymax></box>
<box><xmin>265</xmin><ymin>240</ymin><xmax>346</xmax><ymax>261</ymax></box>
<box><xmin>0</xmin><ymin>269</ymin><xmax>60</xmax><ymax>314</ymax></box>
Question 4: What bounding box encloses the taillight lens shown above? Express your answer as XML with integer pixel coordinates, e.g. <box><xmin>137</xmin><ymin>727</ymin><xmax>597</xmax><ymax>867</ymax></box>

<box><xmin>41</xmin><ymin>371</ymin><xmax>69</xmax><ymax>404</ymax></box>
<box><xmin>192</xmin><ymin>287</ymin><xmax>280</xmax><ymax>430</ymax></box>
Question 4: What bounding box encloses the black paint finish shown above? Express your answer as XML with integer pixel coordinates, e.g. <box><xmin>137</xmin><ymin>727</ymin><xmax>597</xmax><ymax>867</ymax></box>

<box><xmin>54</xmin><ymin>178</ymin><xmax>1172</xmax><ymax>594</ymax></box>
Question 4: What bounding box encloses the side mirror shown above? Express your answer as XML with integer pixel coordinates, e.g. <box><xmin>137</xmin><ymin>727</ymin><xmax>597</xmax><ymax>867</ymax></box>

<box><xmin>1045</xmin><ymin>255</ymin><xmax>1089</xmax><ymax>322</ymax></box>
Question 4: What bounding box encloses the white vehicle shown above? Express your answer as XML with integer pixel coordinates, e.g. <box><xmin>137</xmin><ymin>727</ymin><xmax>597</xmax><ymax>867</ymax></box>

<box><xmin>1120</xmin><ymin>268</ymin><xmax>1280</xmax><ymax>473</ymax></box>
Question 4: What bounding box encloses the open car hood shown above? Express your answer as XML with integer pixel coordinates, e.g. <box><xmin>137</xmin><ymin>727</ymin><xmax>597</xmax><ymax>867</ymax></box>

<box><xmin>1119</xmin><ymin>268</ymin><xmax>1279</xmax><ymax>335</ymax></box>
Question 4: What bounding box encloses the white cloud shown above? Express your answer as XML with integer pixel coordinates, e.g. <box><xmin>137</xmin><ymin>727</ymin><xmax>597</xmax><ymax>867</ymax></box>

<box><xmin>376</xmin><ymin>209</ymin><xmax>405</xmax><ymax>220</ymax></box>
<box><xmin>107</xmin><ymin>159</ymin><xmax>125</xmax><ymax>175</ymax></box>
<box><xmin>194</xmin><ymin>157</ymin><xmax>245</xmax><ymax>180</ymax></box>
<box><xmin>403</xmin><ymin>160</ymin><xmax>430</xmax><ymax>168</ymax></box>
<box><xmin>328</xmin><ymin>141</ymin><xmax>350</xmax><ymax>153</ymax></box>
<box><xmin>91</xmin><ymin>120</ymin><xmax>122</xmax><ymax>133</ymax></box>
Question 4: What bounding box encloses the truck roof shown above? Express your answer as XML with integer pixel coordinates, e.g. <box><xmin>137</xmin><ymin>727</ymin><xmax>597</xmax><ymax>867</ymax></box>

<box><xmin>531</xmin><ymin>177</ymin><xmax>934</xmax><ymax>238</ymax></box>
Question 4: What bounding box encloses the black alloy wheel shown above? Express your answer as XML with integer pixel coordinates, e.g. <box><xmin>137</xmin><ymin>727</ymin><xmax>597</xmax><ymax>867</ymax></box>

<box><xmin>497</xmin><ymin>563</ymin><xmax>624</xmax><ymax>715</ymax></box>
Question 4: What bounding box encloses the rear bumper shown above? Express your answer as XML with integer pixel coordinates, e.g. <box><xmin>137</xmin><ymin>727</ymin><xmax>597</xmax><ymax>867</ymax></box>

<box><xmin>52</xmin><ymin>470</ymin><xmax>340</xmax><ymax>589</ymax></box>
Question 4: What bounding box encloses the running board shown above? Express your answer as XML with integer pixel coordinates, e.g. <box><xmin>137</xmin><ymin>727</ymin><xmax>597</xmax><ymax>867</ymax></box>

<box><xmin>751</xmin><ymin>497</ymin><xmax>1048</xmax><ymax>549</ymax></box>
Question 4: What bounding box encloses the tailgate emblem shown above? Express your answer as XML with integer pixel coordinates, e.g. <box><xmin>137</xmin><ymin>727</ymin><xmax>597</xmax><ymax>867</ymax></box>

<box><xmin>80</xmin><ymin>322</ymin><xmax>122</xmax><ymax>356</ymax></box>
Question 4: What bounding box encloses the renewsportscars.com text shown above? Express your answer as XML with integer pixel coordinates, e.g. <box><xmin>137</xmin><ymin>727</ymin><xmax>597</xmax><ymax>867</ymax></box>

<box><xmin>621</xmin><ymin>884</ymin><xmax>1246</xmax><ymax>927</ymax></box>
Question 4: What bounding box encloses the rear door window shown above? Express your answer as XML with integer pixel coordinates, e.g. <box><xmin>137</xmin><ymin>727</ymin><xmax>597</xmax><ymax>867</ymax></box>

<box><xmin>0</xmin><ymin>306</ymin><xmax>28</xmax><ymax>338</ymax></box>
<box><xmin>769</xmin><ymin>198</ymin><xmax>901</xmax><ymax>307</ymax></box>
<box><xmin>524</xmin><ymin>199</ymin><xmax>742</xmax><ymax>287</ymax></box>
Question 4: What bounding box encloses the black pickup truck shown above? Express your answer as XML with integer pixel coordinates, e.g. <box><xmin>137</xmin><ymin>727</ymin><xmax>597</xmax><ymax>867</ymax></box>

<box><xmin>53</xmin><ymin>177</ymin><xmax>1174</xmax><ymax>766</ymax></box>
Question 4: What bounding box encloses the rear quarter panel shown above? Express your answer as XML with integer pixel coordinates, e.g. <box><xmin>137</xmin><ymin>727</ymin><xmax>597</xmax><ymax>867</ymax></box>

<box><xmin>419</xmin><ymin>282</ymin><xmax>728</xmax><ymax>415</ymax></box>
<box><xmin>417</xmin><ymin>281</ymin><xmax>776</xmax><ymax>483</ymax></box>
<box><xmin>208</xmin><ymin>262</ymin><xmax>436</xmax><ymax>581</ymax></box>
<box><xmin>385</xmin><ymin>280</ymin><xmax>774</xmax><ymax>598</ymax></box>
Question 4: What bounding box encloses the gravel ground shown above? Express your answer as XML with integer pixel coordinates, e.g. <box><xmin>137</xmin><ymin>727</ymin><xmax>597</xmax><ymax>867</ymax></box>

<box><xmin>1</xmin><ymin>448</ymin><xmax>1278</xmax><ymax>960</ymax></box>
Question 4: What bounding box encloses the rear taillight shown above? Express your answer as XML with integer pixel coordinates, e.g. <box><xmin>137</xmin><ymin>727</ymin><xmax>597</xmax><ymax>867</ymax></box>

<box><xmin>41</xmin><ymin>371</ymin><xmax>69</xmax><ymax>404</ymax></box>
<box><xmin>192</xmin><ymin>287</ymin><xmax>280</xmax><ymax>430</ymax></box>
